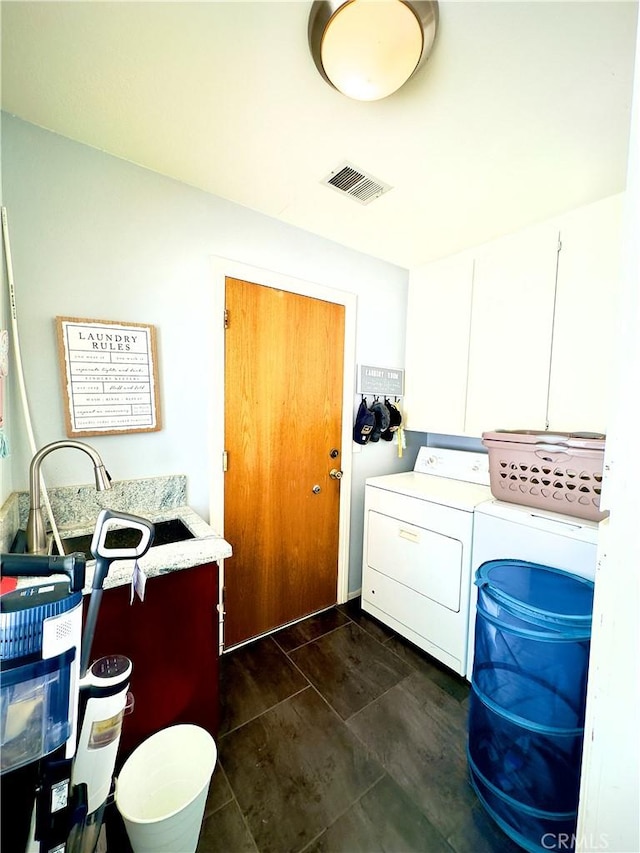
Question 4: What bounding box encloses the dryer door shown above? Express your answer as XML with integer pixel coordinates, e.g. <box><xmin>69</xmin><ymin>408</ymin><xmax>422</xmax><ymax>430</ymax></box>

<box><xmin>366</xmin><ymin>510</ymin><xmax>463</xmax><ymax>612</ymax></box>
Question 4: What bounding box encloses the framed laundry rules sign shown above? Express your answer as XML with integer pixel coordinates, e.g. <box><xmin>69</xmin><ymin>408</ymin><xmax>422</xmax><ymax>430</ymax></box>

<box><xmin>56</xmin><ymin>317</ymin><xmax>162</xmax><ymax>437</ymax></box>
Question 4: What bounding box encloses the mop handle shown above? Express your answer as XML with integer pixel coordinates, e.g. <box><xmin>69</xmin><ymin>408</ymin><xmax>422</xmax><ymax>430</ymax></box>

<box><xmin>80</xmin><ymin>583</ymin><xmax>104</xmax><ymax>678</ymax></box>
<box><xmin>80</xmin><ymin>510</ymin><xmax>154</xmax><ymax>676</ymax></box>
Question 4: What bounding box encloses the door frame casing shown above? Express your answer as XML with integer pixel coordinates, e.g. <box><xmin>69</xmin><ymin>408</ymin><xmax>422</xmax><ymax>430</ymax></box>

<box><xmin>209</xmin><ymin>256</ymin><xmax>356</xmax><ymax>643</ymax></box>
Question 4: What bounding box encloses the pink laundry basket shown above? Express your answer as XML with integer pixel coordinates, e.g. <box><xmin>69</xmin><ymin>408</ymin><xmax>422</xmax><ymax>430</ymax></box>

<box><xmin>482</xmin><ymin>430</ymin><xmax>607</xmax><ymax>522</ymax></box>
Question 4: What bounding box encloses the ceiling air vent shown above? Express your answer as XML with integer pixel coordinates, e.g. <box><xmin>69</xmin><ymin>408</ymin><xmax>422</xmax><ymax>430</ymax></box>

<box><xmin>322</xmin><ymin>162</ymin><xmax>392</xmax><ymax>205</ymax></box>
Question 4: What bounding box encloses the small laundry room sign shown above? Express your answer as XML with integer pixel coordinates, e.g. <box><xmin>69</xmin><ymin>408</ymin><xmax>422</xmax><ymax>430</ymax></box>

<box><xmin>357</xmin><ymin>364</ymin><xmax>404</xmax><ymax>397</ymax></box>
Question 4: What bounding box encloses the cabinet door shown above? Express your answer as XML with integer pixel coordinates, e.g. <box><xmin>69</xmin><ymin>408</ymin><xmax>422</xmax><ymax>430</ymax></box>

<box><xmin>404</xmin><ymin>252</ymin><xmax>473</xmax><ymax>434</ymax></box>
<box><xmin>87</xmin><ymin>562</ymin><xmax>219</xmax><ymax>764</ymax></box>
<box><xmin>465</xmin><ymin>222</ymin><xmax>559</xmax><ymax>435</ymax></box>
<box><xmin>548</xmin><ymin>194</ymin><xmax>623</xmax><ymax>433</ymax></box>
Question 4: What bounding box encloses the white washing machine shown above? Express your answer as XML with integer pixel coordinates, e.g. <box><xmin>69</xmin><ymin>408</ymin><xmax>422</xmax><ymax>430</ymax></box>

<box><xmin>361</xmin><ymin>447</ymin><xmax>492</xmax><ymax>676</ymax></box>
<box><xmin>466</xmin><ymin>499</ymin><xmax>600</xmax><ymax>680</ymax></box>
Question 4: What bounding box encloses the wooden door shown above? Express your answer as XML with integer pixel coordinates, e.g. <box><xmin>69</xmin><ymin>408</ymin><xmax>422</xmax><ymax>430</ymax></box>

<box><xmin>223</xmin><ymin>277</ymin><xmax>345</xmax><ymax>648</ymax></box>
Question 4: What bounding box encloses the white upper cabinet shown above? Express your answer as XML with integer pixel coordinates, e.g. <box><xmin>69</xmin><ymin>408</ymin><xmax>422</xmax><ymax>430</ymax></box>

<box><xmin>547</xmin><ymin>194</ymin><xmax>623</xmax><ymax>433</ymax></box>
<box><xmin>404</xmin><ymin>251</ymin><xmax>474</xmax><ymax>434</ymax></box>
<box><xmin>404</xmin><ymin>194</ymin><xmax>624</xmax><ymax>438</ymax></box>
<box><xmin>464</xmin><ymin>221</ymin><xmax>559</xmax><ymax>435</ymax></box>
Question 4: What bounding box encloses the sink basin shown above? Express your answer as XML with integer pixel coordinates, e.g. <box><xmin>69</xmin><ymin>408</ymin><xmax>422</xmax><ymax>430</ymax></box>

<box><xmin>51</xmin><ymin>517</ymin><xmax>195</xmax><ymax>559</ymax></box>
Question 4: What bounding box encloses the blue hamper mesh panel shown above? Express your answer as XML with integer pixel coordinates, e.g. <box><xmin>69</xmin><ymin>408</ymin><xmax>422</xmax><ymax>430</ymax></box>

<box><xmin>468</xmin><ymin>686</ymin><xmax>585</xmax><ymax>813</ymax></box>
<box><xmin>472</xmin><ymin>611</ymin><xmax>590</xmax><ymax>730</ymax></box>
<box><xmin>468</xmin><ymin>560</ymin><xmax>594</xmax><ymax>853</ymax></box>
<box><xmin>468</xmin><ymin>752</ymin><xmax>579</xmax><ymax>853</ymax></box>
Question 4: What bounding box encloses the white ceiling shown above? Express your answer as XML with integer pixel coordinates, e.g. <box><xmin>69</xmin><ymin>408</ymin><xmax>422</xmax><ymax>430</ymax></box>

<box><xmin>1</xmin><ymin>0</ymin><xmax>638</xmax><ymax>269</ymax></box>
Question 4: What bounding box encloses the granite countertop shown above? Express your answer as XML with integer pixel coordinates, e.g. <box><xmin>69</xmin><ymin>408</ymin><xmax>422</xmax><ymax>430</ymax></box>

<box><xmin>78</xmin><ymin>505</ymin><xmax>232</xmax><ymax>592</ymax></box>
<box><xmin>1</xmin><ymin>475</ymin><xmax>232</xmax><ymax>595</ymax></box>
<box><xmin>13</xmin><ymin>505</ymin><xmax>232</xmax><ymax>594</ymax></box>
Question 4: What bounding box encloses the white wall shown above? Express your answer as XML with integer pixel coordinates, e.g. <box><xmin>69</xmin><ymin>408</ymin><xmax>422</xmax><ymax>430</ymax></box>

<box><xmin>0</xmin><ymin>102</ymin><xmax>11</xmax><ymax>506</ymax></box>
<box><xmin>1</xmin><ymin>114</ymin><xmax>410</xmax><ymax>590</ymax></box>
<box><xmin>575</xmin><ymin>10</ymin><xmax>640</xmax><ymax>851</ymax></box>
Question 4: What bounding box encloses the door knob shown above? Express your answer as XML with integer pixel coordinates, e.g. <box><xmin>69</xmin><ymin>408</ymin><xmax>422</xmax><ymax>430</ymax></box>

<box><xmin>312</xmin><ymin>485</ymin><xmax>321</xmax><ymax>494</ymax></box>
<box><xmin>329</xmin><ymin>469</ymin><xmax>343</xmax><ymax>480</ymax></box>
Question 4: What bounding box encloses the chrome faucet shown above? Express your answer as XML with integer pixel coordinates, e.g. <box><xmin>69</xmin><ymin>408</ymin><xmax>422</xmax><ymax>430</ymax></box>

<box><xmin>27</xmin><ymin>440</ymin><xmax>112</xmax><ymax>554</ymax></box>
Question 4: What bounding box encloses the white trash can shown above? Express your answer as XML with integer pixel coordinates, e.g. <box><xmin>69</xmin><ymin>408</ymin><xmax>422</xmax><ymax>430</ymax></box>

<box><xmin>115</xmin><ymin>724</ymin><xmax>216</xmax><ymax>853</ymax></box>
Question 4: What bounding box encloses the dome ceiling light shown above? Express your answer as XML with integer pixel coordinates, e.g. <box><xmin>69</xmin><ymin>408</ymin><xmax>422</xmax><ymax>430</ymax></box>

<box><xmin>308</xmin><ymin>0</ymin><xmax>439</xmax><ymax>102</ymax></box>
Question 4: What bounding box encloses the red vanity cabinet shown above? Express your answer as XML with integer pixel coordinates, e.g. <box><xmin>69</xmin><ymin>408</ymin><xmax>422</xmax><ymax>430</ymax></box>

<box><xmin>85</xmin><ymin>561</ymin><xmax>220</xmax><ymax>764</ymax></box>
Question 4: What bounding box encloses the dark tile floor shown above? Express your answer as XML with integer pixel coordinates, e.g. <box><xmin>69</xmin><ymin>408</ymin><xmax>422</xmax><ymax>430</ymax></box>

<box><xmin>197</xmin><ymin>599</ymin><xmax>522</xmax><ymax>853</ymax></box>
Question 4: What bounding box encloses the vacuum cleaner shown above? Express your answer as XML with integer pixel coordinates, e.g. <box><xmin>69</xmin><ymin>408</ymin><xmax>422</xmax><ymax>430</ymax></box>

<box><xmin>1</xmin><ymin>508</ymin><xmax>155</xmax><ymax>853</ymax></box>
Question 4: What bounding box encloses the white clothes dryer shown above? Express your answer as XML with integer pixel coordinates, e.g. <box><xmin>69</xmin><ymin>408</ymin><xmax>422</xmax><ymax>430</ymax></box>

<box><xmin>466</xmin><ymin>499</ymin><xmax>600</xmax><ymax>680</ymax></box>
<box><xmin>362</xmin><ymin>448</ymin><xmax>492</xmax><ymax>676</ymax></box>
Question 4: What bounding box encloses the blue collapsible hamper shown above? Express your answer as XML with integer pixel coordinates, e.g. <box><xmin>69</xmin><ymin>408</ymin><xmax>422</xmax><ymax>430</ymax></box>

<box><xmin>467</xmin><ymin>560</ymin><xmax>594</xmax><ymax>853</ymax></box>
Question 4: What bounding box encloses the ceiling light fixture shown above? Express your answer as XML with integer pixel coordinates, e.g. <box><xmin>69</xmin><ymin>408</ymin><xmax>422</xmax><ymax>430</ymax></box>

<box><xmin>308</xmin><ymin>0</ymin><xmax>439</xmax><ymax>102</ymax></box>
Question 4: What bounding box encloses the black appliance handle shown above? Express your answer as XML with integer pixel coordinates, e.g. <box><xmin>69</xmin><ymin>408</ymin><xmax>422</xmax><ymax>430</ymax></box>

<box><xmin>0</xmin><ymin>553</ymin><xmax>86</xmax><ymax>593</ymax></box>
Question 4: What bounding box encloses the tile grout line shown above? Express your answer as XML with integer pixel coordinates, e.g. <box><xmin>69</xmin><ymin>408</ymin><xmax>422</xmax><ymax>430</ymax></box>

<box><xmin>201</xmin><ymin>769</ymin><xmax>261</xmax><ymax>853</ymax></box>
<box><xmin>278</xmin><ymin>608</ymin><xmax>426</xmax><ymax>729</ymax></box>
<box><xmin>212</xmin><ymin>603</ymin><xmax>475</xmax><ymax>853</ymax></box>
<box><xmin>294</xmin><ymin>770</ymin><xmax>388</xmax><ymax>853</ymax></box>
<box><xmin>217</xmin><ymin>618</ymin><xmax>380</xmax><ymax>853</ymax></box>
<box><xmin>218</xmin><ymin>682</ymin><xmax>313</xmax><ymax>739</ymax></box>
<box><xmin>340</xmin><ymin>694</ymin><xmax>460</xmax><ymax>853</ymax></box>
<box><xmin>271</xmin><ymin>615</ymin><xmax>352</xmax><ymax>655</ymax></box>
<box><xmin>336</xmin><ymin>611</ymin><xmax>463</xmax><ymax>851</ymax></box>
<box><xmin>279</xmin><ymin>612</ymin><xmax>398</xmax><ymax>723</ymax></box>
<box><xmin>277</xmin><ymin>612</ymin><xmax>408</xmax><ymax>850</ymax></box>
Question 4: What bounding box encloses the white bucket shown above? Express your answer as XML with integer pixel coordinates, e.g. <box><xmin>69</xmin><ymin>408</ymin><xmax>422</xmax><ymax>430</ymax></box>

<box><xmin>115</xmin><ymin>724</ymin><xmax>216</xmax><ymax>853</ymax></box>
